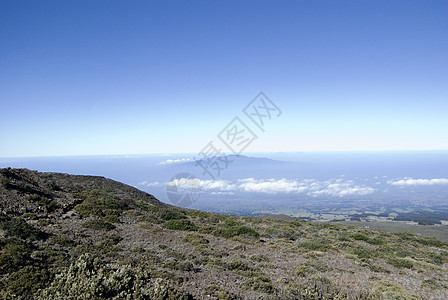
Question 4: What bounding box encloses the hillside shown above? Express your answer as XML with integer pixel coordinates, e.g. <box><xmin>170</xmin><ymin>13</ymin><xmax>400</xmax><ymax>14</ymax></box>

<box><xmin>1</xmin><ymin>168</ymin><xmax>447</xmax><ymax>299</ymax></box>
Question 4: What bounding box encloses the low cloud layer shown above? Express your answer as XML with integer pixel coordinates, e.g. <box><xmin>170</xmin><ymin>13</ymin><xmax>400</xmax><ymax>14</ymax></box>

<box><xmin>387</xmin><ymin>177</ymin><xmax>448</xmax><ymax>186</ymax></box>
<box><xmin>158</xmin><ymin>158</ymin><xmax>193</xmax><ymax>165</ymax></box>
<box><xmin>140</xmin><ymin>177</ymin><xmax>376</xmax><ymax>198</ymax></box>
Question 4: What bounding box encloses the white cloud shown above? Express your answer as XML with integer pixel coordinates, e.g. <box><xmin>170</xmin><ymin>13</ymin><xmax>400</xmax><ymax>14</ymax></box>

<box><xmin>211</xmin><ymin>191</ymin><xmax>235</xmax><ymax>195</ymax></box>
<box><xmin>158</xmin><ymin>158</ymin><xmax>193</xmax><ymax>165</ymax></box>
<box><xmin>387</xmin><ymin>177</ymin><xmax>448</xmax><ymax>186</ymax></box>
<box><xmin>140</xmin><ymin>176</ymin><xmax>376</xmax><ymax>198</ymax></box>
<box><xmin>308</xmin><ymin>183</ymin><xmax>375</xmax><ymax>197</ymax></box>
<box><xmin>137</xmin><ymin>181</ymin><xmax>163</xmax><ymax>187</ymax></box>
<box><xmin>201</xmin><ymin>180</ymin><xmax>237</xmax><ymax>191</ymax></box>
<box><xmin>237</xmin><ymin>178</ymin><xmax>306</xmax><ymax>194</ymax></box>
<box><xmin>167</xmin><ymin>178</ymin><xmax>202</xmax><ymax>188</ymax></box>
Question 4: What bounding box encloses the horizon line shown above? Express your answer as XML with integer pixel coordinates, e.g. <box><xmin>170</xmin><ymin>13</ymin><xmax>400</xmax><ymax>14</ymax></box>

<box><xmin>1</xmin><ymin>148</ymin><xmax>448</xmax><ymax>159</ymax></box>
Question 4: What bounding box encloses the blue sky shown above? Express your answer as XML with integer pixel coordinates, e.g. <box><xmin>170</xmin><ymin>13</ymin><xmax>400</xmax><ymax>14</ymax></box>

<box><xmin>1</xmin><ymin>0</ymin><xmax>447</xmax><ymax>157</ymax></box>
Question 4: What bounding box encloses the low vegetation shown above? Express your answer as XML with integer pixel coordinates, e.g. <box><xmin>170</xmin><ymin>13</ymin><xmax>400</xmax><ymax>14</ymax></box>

<box><xmin>0</xmin><ymin>168</ymin><xmax>447</xmax><ymax>299</ymax></box>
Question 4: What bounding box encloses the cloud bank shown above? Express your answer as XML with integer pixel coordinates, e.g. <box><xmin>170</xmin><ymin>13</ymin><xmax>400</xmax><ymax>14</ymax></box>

<box><xmin>387</xmin><ymin>178</ymin><xmax>448</xmax><ymax>186</ymax></box>
<box><xmin>140</xmin><ymin>177</ymin><xmax>376</xmax><ymax>198</ymax></box>
<box><xmin>158</xmin><ymin>158</ymin><xmax>193</xmax><ymax>165</ymax></box>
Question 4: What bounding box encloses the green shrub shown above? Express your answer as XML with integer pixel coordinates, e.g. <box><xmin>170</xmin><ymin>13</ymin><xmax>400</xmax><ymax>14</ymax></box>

<box><xmin>421</xmin><ymin>278</ymin><xmax>447</xmax><ymax>290</ymax></box>
<box><xmin>0</xmin><ymin>241</ymin><xmax>32</xmax><ymax>274</ymax></box>
<box><xmin>298</xmin><ymin>240</ymin><xmax>331</xmax><ymax>251</ymax></box>
<box><xmin>73</xmin><ymin>189</ymin><xmax>129</xmax><ymax>219</ymax></box>
<box><xmin>36</xmin><ymin>254</ymin><xmax>191</xmax><ymax>299</ymax></box>
<box><xmin>164</xmin><ymin>219</ymin><xmax>198</xmax><ymax>231</ymax></box>
<box><xmin>27</xmin><ymin>194</ymin><xmax>59</xmax><ymax>212</ymax></box>
<box><xmin>82</xmin><ymin>219</ymin><xmax>115</xmax><ymax>231</ymax></box>
<box><xmin>299</xmin><ymin>276</ymin><xmax>339</xmax><ymax>299</ymax></box>
<box><xmin>350</xmin><ymin>233</ymin><xmax>369</xmax><ymax>241</ymax></box>
<box><xmin>373</xmin><ymin>280</ymin><xmax>418</xmax><ymax>299</ymax></box>
<box><xmin>50</xmin><ymin>236</ymin><xmax>77</xmax><ymax>247</ymax></box>
<box><xmin>130</xmin><ymin>245</ymin><xmax>145</xmax><ymax>253</ymax></box>
<box><xmin>349</xmin><ymin>247</ymin><xmax>376</xmax><ymax>259</ymax></box>
<box><xmin>204</xmin><ymin>285</ymin><xmax>234</xmax><ymax>300</ymax></box>
<box><xmin>249</xmin><ymin>254</ymin><xmax>268</xmax><ymax>262</ymax></box>
<box><xmin>94</xmin><ymin>234</ymin><xmax>123</xmax><ymax>256</ymax></box>
<box><xmin>0</xmin><ymin>217</ymin><xmax>42</xmax><ymax>240</ymax></box>
<box><xmin>5</xmin><ymin>266</ymin><xmax>52</xmax><ymax>299</ymax></box>
<box><xmin>103</xmin><ymin>214</ymin><xmax>120</xmax><ymax>223</ymax></box>
<box><xmin>135</xmin><ymin>200</ymin><xmax>159</xmax><ymax>213</ymax></box>
<box><xmin>182</xmin><ymin>233</ymin><xmax>209</xmax><ymax>245</ymax></box>
<box><xmin>296</xmin><ymin>264</ymin><xmax>316</xmax><ymax>277</ymax></box>
<box><xmin>278</xmin><ymin>229</ymin><xmax>300</xmax><ymax>241</ymax></box>
<box><xmin>418</xmin><ymin>236</ymin><xmax>447</xmax><ymax>248</ymax></box>
<box><xmin>241</xmin><ymin>276</ymin><xmax>274</xmax><ymax>293</ymax></box>
<box><xmin>387</xmin><ymin>258</ymin><xmax>413</xmax><ymax>269</ymax></box>
<box><xmin>224</xmin><ymin>218</ymin><xmax>240</xmax><ymax>227</ymax></box>
<box><xmin>194</xmin><ymin>244</ymin><xmax>214</xmax><ymax>256</ymax></box>
<box><xmin>159</xmin><ymin>209</ymin><xmax>187</xmax><ymax>221</ymax></box>
<box><xmin>1</xmin><ymin>177</ymin><xmax>10</xmax><ymax>187</ymax></box>
<box><xmin>222</xmin><ymin>225</ymin><xmax>259</xmax><ymax>238</ymax></box>
<box><xmin>74</xmin><ymin>203</ymin><xmax>104</xmax><ymax>217</ymax></box>
<box><xmin>186</xmin><ymin>210</ymin><xmax>209</xmax><ymax>218</ymax></box>
<box><xmin>228</xmin><ymin>261</ymin><xmax>250</xmax><ymax>271</ymax></box>
<box><xmin>427</xmin><ymin>252</ymin><xmax>447</xmax><ymax>265</ymax></box>
<box><xmin>367</xmin><ymin>237</ymin><xmax>385</xmax><ymax>245</ymax></box>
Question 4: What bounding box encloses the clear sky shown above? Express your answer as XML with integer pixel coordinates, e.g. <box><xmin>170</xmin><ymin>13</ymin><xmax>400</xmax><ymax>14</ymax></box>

<box><xmin>1</xmin><ymin>0</ymin><xmax>447</xmax><ymax>157</ymax></box>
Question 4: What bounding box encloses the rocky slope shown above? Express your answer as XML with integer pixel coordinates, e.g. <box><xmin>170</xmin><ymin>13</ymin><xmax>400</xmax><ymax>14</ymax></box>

<box><xmin>1</xmin><ymin>168</ymin><xmax>447</xmax><ymax>299</ymax></box>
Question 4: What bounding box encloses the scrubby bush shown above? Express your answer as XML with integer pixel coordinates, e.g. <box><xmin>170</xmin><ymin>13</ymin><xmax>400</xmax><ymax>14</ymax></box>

<box><xmin>224</xmin><ymin>218</ymin><xmax>240</xmax><ymax>227</ymax></box>
<box><xmin>421</xmin><ymin>278</ymin><xmax>447</xmax><ymax>290</ymax></box>
<box><xmin>73</xmin><ymin>189</ymin><xmax>129</xmax><ymax>221</ymax></box>
<box><xmin>164</xmin><ymin>219</ymin><xmax>198</xmax><ymax>231</ymax></box>
<box><xmin>387</xmin><ymin>257</ymin><xmax>413</xmax><ymax>269</ymax></box>
<box><xmin>5</xmin><ymin>266</ymin><xmax>52</xmax><ymax>299</ymax></box>
<box><xmin>82</xmin><ymin>219</ymin><xmax>115</xmax><ymax>231</ymax></box>
<box><xmin>159</xmin><ymin>209</ymin><xmax>187</xmax><ymax>221</ymax></box>
<box><xmin>367</xmin><ymin>237</ymin><xmax>385</xmax><ymax>245</ymax></box>
<box><xmin>135</xmin><ymin>200</ymin><xmax>159</xmax><ymax>213</ymax></box>
<box><xmin>241</xmin><ymin>275</ymin><xmax>274</xmax><ymax>293</ymax></box>
<box><xmin>0</xmin><ymin>216</ymin><xmax>42</xmax><ymax>240</ymax></box>
<box><xmin>0</xmin><ymin>240</ymin><xmax>32</xmax><ymax>274</ymax></box>
<box><xmin>249</xmin><ymin>254</ymin><xmax>268</xmax><ymax>262</ymax></box>
<box><xmin>350</xmin><ymin>233</ymin><xmax>369</xmax><ymax>241</ymax></box>
<box><xmin>299</xmin><ymin>277</ymin><xmax>339</xmax><ymax>299</ymax></box>
<box><xmin>94</xmin><ymin>234</ymin><xmax>123</xmax><ymax>256</ymax></box>
<box><xmin>204</xmin><ymin>285</ymin><xmax>235</xmax><ymax>299</ymax></box>
<box><xmin>1</xmin><ymin>177</ymin><xmax>10</xmax><ymax>187</ymax></box>
<box><xmin>222</xmin><ymin>225</ymin><xmax>259</xmax><ymax>238</ymax></box>
<box><xmin>50</xmin><ymin>235</ymin><xmax>77</xmax><ymax>247</ymax></box>
<box><xmin>373</xmin><ymin>280</ymin><xmax>418</xmax><ymax>299</ymax></box>
<box><xmin>26</xmin><ymin>194</ymin><xmax>59</xmax><ymax>213</ymax></box>
<box><xmin>36</xmin><ymin>254</ymin><xmax>192</xmax><ymax>299</ymax></box>
<box><xmin>296</xmin><ymin>264</ymin><xmax>316</xmax><ymax>277</ymax></box>
<box><xmin>228</xmin><ymin>260</ymin><xmax>250</xmax><ymax>272</ymax></box>
<box><xmin>298</xmin><ymin>240</ymin><xmax>331</xmax><ymax>251</ymax></box>
<box><xmin>182</xmin><ymin>233</ymin><xmax>209</xmax><ymax>245</ymax></box>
